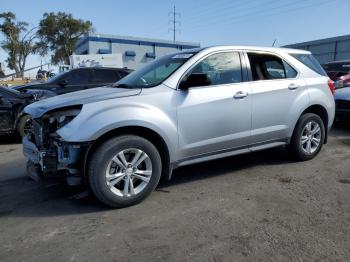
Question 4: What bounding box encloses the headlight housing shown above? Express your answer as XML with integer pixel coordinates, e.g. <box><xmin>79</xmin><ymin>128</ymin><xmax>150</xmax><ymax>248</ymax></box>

<box><xmin>43</xmin><ymin>105</ymin><xmax>82</xmax><ymax>131</ymax></box>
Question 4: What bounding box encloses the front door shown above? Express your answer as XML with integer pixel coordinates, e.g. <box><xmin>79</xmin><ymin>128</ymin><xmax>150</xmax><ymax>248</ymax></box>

<box><xmin>176</xmin><ymin>51</ymin><xmax>252</xmax><ymax>159</ymax></box>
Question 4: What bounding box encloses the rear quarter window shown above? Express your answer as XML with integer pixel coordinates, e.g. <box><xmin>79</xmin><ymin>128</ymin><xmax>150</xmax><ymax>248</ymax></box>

<box><xmin>290</xmin><ymin>53</ymin><xmax>327</xmax><ymax>76</ymax></box>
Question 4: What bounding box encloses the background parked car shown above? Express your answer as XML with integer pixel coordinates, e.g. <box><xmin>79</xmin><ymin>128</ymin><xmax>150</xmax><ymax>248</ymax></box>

<box><xmin>323</xmin><ymin>60</ymin><xmax>350</xmax><ymax>88</ymax></box>
<box><xmin>13</xmin><ymin>67</ymin><xmax>132</xmax><ymax>95</ymax></box>
<box><xmin>0</xmin><ymin>87</ymin><xmax>55</xmax><ymax>137</ymax></box>
<box><xmin>334</xmin><ymin>87</ymin><xmax>350</xmax><ymax>121</ymax></box>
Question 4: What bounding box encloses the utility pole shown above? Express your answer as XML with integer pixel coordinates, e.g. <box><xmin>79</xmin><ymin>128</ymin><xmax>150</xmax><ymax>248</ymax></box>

<box><xmin>168</xmin><ymin>5</ymin><xmax>180</xmax><ymax>42</ymax></box>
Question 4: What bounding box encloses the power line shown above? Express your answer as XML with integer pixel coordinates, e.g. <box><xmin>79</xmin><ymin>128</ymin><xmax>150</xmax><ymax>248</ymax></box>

<box><xmin>184</xmin><ymin>0</ymin><xmax>261</xmax><ymax>24</ymax></box>
<box><xmin>185</xmin><ymin>0</ymin><xmax>333</xmax><ymax>34</ymax></box>
<box><xmin>187</xmin><ymin>0</ymin><xmax>304</xmax><ymax>31</ymax></box>
<box><xmin>168</xmin><ymin>5</ymin><xmax>181</xmax><ymax>41</ymax></box>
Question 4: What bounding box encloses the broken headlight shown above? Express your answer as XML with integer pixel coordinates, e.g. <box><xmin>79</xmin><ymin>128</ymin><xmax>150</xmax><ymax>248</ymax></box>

<box><xmin>44</xmin><ymin>105</ymin><xmax>82</xmax><ymax>130</ymax></box>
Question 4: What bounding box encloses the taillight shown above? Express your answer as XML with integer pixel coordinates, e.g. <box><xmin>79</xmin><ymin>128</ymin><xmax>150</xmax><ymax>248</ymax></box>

<box><xmin>328</xmin><ymin>79</ymin><xmax>335</xmax><ymax>95</ymax></box>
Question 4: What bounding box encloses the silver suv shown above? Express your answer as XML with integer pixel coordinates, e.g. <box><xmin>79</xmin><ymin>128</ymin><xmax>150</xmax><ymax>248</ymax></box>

<box><xmin>23</xmin><ymin>46</ymin><xmax>335</xmax><ymax>207</ymax></box>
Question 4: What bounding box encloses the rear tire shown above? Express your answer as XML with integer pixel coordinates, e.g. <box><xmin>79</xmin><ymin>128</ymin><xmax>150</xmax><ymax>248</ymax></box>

<box><xmin>88</xmin><ymin>135</ymin><xmax>162</xmax><ymax>208</ymax></box>
<box><xmin>288</xmin><ymin>113</ymin><xmax>325</xmax><ymax>161</ymax></box>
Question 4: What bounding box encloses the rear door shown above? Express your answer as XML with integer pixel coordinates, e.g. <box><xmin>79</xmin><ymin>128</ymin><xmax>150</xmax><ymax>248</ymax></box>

<box><xmin>246</xmin><ymin>51</ymin><xmax>308</xmax><ymax>144</ymax></box>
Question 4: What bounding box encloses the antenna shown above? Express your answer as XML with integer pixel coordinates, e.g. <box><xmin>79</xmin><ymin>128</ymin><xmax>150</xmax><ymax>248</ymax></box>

<box><xmin>168</xmin><ymin>5</ymin><xmax>181</xmax><ymax>42</ymax></box>
<box><xmin>272</xmin><ymin>39</ymin><xmax>277</xmax><ymax>47</ymax></box>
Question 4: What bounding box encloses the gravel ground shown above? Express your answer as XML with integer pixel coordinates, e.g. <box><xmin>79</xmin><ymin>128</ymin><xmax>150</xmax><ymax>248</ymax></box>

<box><xmin>0</xmin><ymin>126</ymin><xmax>350</xmax><ymax>262</ymax></box>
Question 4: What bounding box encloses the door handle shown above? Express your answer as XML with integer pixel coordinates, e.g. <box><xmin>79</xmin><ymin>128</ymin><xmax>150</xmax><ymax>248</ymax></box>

<box><xmin>234</xmin><ymin>91</ymin><xmax>248</xmax><ymax>99</ymax></box>
<box><xmin>288</xmin><ymin>83</ymin><xmax>299</xmax><ymax>90</ymax></box>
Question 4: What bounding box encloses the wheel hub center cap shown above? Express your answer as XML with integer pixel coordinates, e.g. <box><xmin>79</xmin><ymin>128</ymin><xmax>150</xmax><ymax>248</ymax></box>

<box><xmin>126</xmin><ymin>168</ymin><xmax>133</xmax><ymax>176</ymax></box>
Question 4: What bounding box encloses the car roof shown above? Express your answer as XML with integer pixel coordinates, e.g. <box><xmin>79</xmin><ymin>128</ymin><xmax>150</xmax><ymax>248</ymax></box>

<box><xmin>70</xmin><ymin>67</ymin><xmax>132</xmax><ymax>72</ymax></box>
<box><xmin>198</xmin><ymin>45</ymin><xmax>311</xmax><ymax>55</ymax></box>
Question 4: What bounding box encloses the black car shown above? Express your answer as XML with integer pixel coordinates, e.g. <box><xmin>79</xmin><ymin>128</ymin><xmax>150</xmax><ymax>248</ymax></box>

<box><xmin>13</xmin><ymin>67</ymin><xmax>132</xmax><ymax>95</ymax></box>
<box><xmin>0</xmin><ymin>87</ymin><xmax>54</xmax><ymax>137</ymax></box>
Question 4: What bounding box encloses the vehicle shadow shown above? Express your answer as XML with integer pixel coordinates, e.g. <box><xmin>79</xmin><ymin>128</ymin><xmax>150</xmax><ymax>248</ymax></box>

<box><xmin>0</xmin><ymin>146</ymin><xmax>292</xmax><ymax>218</ymax></box>
<box><xmin>0</xmin><ymin>176</ymin><xmax>110</xmax><ymax>218</ymax></box>
<box><xmin>158</xmin><ymin>146</ymin><xmax>291</xmax><ymax>189</ymax></box>
<box><xmin>2</xmin><ymin>126</ymin><xmax>349</xmax><ymax>218</ymax></box>
<box><xmin>0</xmin><ymin>134</ymin><xmax>21</xmax><ymax>145</ymax></box>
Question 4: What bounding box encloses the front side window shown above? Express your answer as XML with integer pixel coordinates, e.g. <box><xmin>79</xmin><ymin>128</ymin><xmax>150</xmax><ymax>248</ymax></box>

<box><xmin>187</xmin><ymin>52</ymin><xmax>242</xmax><ymax>86</ymax></box>
<box><xmin>248</xmin><ymin>53</ymin><xmax>297</xmax><ymax>80</ymax></box>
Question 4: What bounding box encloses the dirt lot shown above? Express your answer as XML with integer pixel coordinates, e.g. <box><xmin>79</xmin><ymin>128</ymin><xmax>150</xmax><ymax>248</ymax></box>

<box><xmin>0</xmin><ymin>126</ymin><xmax>350</xmax><ymax>262</ymax></box>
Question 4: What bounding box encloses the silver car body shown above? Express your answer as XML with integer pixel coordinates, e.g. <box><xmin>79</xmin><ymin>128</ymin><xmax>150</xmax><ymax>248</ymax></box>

<box><xmin>24</xmin><ymin>46</ymin><xmax>335</xmax><ymax>176</ymax></box>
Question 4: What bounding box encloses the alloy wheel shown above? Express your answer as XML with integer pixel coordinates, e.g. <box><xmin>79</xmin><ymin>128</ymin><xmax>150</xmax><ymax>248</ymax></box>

<box><xmin>300</xmin><ymin>121</ymin><xmax>321</xmax><ymax>155</ymax></box>
<box><xmin>105</xmin><ymin>148</ymin><xmax>152</xmax><ymax>197</ymax></box>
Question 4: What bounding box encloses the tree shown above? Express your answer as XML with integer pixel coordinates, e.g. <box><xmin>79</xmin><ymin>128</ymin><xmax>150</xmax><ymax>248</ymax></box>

<box><xmin>37</xmin><ymin>12</ymin><xmax>92</xmax><ymax>65</ymax></box>
<box><xmin>0</xmin><ymin>12</ymin><xmax>38</xmax><ymax>78</ymax></box>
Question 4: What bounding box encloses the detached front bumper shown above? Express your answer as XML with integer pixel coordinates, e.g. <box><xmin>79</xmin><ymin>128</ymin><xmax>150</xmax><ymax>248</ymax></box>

<box><xmin>23</xmin><ymin>136</ymin><xmax>57</xmax><ymax>173</ymax></box>
<box><xmin>23</xmin><ymin>136</ymin><xmax>89</xmax><ymax>184</ymax></box>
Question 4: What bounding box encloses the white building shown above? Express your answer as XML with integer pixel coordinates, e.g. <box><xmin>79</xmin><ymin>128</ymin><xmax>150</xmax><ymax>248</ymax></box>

<box><xmin>74</xmin><ymin>33</ymin><xmax>200</xmax><ymax>70</ymax></box>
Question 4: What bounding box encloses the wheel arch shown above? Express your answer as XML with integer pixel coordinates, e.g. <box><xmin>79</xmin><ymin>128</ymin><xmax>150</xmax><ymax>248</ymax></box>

<box><xmin>299</xmin><ymin>104</ymin><xmax>329</xmax><ymax>143</ymax></box>
<box><xmin>83</xmin><ymin>125</ymin><xmax>173</xmax><ymax>184</ymax></box>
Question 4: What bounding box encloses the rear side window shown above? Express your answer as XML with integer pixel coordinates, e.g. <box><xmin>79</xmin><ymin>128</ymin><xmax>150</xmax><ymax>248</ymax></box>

<box><xmin>290</xmin><ymin>53</ymin><xmax>327</xmax><ymax>76</ymax></box>
<box><xmin>247</xmin><ymin>53</ymin><xmax>297</xmax><ymax>81</ymax></box>
<box><xmin>92</xmin><ymin>69</ymin><xmax>121</xmax><ymax>83</ymax></box>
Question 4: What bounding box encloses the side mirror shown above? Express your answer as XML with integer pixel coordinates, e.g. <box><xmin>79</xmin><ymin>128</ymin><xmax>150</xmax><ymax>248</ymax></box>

<box><xmin>59</xmin><ymin>79</ymin><xmax>68</xmax><ymax>87</ymax></box>
<box><xmin>179</xmin><ymin>73</ymin><xmax>211</xmax><ymax>89</ymax></box>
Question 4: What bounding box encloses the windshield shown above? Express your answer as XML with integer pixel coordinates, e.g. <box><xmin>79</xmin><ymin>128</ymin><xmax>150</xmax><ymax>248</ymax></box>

<box><xmin>115</xmin><ymin>52</ymin><xmax>196</xmax><ymax>88</ymax></box>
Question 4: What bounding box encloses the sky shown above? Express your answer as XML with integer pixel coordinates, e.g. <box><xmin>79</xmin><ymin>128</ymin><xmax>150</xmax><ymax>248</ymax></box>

<box><xmin>0</xmin><ymin>0</ymin><xmax>349</xmax><ymax>76</ymax></box>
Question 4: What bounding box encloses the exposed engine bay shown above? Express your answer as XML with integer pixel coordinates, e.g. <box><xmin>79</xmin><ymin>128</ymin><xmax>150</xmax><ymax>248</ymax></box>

<box><xmin>23</xmin><ymin>105</ymin><xmax>89</xmax><ymax>184</ymax></box>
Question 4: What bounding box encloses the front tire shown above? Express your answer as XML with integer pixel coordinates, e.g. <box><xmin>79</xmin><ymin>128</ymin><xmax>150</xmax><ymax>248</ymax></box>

<box><xmin>17</xmin><ymin>115</ymin><xmax>32</xmax><ymax>138</ymax></box>
<box><xmin>88</xmin><ymin>135</ymin><xmax>162</xmax><ymax>208</ymax></box>
<box><xmin>288</xmin><ymin>113</ymin><xmax>325</xmax><ymax>161</ymax></box>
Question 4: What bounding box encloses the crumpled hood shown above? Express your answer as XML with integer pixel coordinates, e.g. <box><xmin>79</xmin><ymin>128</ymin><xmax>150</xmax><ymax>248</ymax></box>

<box><xmin>24</xmin><ymin>86</ymin><xmax>141</xmax><ymax>118</ymax></box>
<box><xmin>335</xmin><ymin>87</ymin><xmax>350</xmax><ymax>101</ymax></box>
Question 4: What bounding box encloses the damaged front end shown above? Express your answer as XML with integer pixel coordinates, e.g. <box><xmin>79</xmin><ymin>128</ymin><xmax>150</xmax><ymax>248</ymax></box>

<box><xmin>23</xmin><ymin>105</ymin><xmax>90</xmax><ymax>185</ymax></box>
